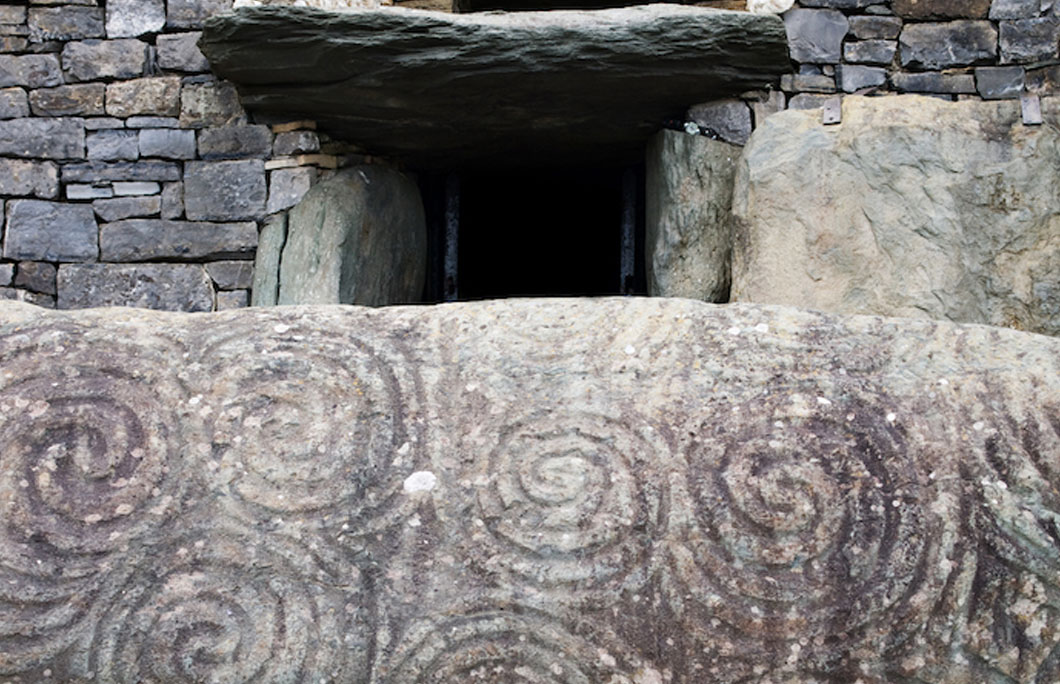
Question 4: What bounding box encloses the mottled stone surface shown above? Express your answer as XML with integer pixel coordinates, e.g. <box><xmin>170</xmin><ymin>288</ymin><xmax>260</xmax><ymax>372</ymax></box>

<box><xmin>200</xmin><ymin>5</ymin><xmax>789</xmax><ymax>166</ymax></box>
<box><xmin>732</xmin><ymin>95</ymin><xmax>1060</xmax><ymax>336</ymax></box>
<box><xmin>0</xmin><ymin>297</ymin><xmax>1058</xmax><ymax>682</ymax></box>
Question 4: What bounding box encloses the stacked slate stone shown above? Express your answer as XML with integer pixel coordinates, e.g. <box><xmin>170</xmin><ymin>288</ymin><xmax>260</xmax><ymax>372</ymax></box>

<box><xmin>692</xmin><ymin>0</ymin><xmax>1060</xmax><ymax>144</ymax></box>
<box><xmin>0</xmin><ymin>0</ymin><xmax>346</xmax><ymax>311</ymax></box>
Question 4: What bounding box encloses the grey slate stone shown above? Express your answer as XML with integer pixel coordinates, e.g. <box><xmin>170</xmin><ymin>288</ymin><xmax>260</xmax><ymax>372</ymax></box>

<box><xmin>106</xmin><ymin>0</ymin><xmax>165</xmax><ymax>38</ymax></box>
<box><xmin>125</xmin><ymin>116</ymin><xmax>181</xmax><ymax>128</ymax></box>
<box><xmin>105</xmin><ymin>76</ymin><xmax>181</xmax><ymax>118</ymax></box>
<box><xmin>161</xmin><ymin>181</ymin><xmax>184</xmax><ymax>218</ymax></box>
<box><xmin>28</xmin><ymin>6</ymin><xmax>104</xmax><ymax>42</ymax></box>
<box><xmin>798</xmin><ymin>0</ymin><xmax>877</xmax><ymax>6</ymax></box>
<box><xmin>57</xmin><ymin>263</ymin><xmax>214</xmax><ymax>311</ymax></box>
<box><xmin>0</xmin><ymin>54</ymin><xmax>62</xmax><ymax>88</ymax></box>
<box><xmin>848</xmin><ymin>15</ymin><xmax>902</xmax><ymax>40</ymax></box>
<box><xmin>0</xmin><ymin>263</ymin><xmax>11</xmax><ymax>287</ymax></box>
<box><xmin>976</xmin><ymin>66</ymin><xmax>1026</xmax><ymax>99</ymax></box>
<box><xmin>990</xmin><ymin>0</ymin><xmax>1042</xmax><ymax>18</ymax></box>
<box><xmin>201</xmin><ymin>6</ymin><xmax>790</xmax><ymax>166</ymax></box>
<box><xmin>3</xmin><ymin>200</ymin><xmax>97</xmax><ymax>262</ymax></box>
<box><xmin>156</xmin><ymin>32</ymin><xmax>210</xmax><ymax>72</ymax></box>
<box><xmin>197</xmin><ymin>124</ymin><xmax>273</xmax><ymax>159</ymax></box>
<box><xmin>0</xmin><ymin>160</ymin><xmax>59</xmax><ymax>199</ymax></box>
<box><xmin>113</xmin><ymin>181</ymin><xmax>161</xmax><ymax>196</ymax></box>
<box><xmin>788</xmin><ymin>93</ymin><xmax>837</xmax><ymax>109</ymax></box>
<box><xmin>266</xmin><ymin>166</ymin><xmax>316</xmax><ymax>214</ymax></box>
<box><xmin>29</xmin><ymin>84</ymin><xmax>106</xmax><ymax>116</ymax></box>
<box><xmin>92</xmin><ymin>196</ymin><xmax>163</xmax><ymax>222</ymax></box>
<box><xmin>179</xmin><ymin>80</ymin><xmax>246</xmax><ymax>129</ymax></box>
<box><xmin>250</xmin><ymin>212</ymin><xmax>284</xmax><ymax>306</ymax></box>
<box><xmin>0</xmin><ymin>118</ymin><xmax>85</xmax><ymax>160</ymax></box>
<box><xmin>837</xmin><ymin>64</ymin><xmax>887</xmax><ymax>92</ymax></box>
<box><xmin>87</xmin><ymin>130</ymin><xmax>139</xmax><ymax>161</ymax></box>
<box><xmin>0</xmin><ymin>287</ymin><xmax>54</xmax><ymax>308</ymax></box>
<box><xmin>100</xmin><ymin>219</ymin><xmax>257</xmax><ymax>262</ymax></box>
<box><xmin>184</xmin><ymin>160</ymin><xmax>266</xmax><ymax>221</ymax></box>
<box><xmin>0</xmin><ymin>88</ymin><xmax>29</xmax><ymax>119</ymax></box>
<box><xmin>999</xmin><ymin>18</ymin><xmax>1060</xmax><ymax>64</ymax></box>
<box><xmin>206</xmin><ymin>260</ymin><xmax>254</xmax><ymax>290</ymax></box>
<box><xmin>61</xmin><ymin>39</ymin><xmax>147</xmax><ymax>82</ymax></box>
<box><xmin>899</xmin><ymin>22</ymin><xmax>998</xmax><ymax>70</ymax></box>
<box><xmin>273</xmin><ymin>130</ymin><xmax>320</xmax><ymax>156</ymax></box>
<box><xmin>167</xmin><ymin>0</ymin><xmax>233</xmax><ymax>29</ymax></box>
<box><xmin>66</xmin><ymin>184</ymin><xmax>114</xmax><ymax>200</ymax></box>
<box><xmin>214</xmin><ymin>288</ymin><xmax>247</xmax><ymax>309</ymax></box>
<box><xmin>686</xmin><ymin>99</ymin><xmax>753</xmax><ymax>145</ymax></box>
<box><xmin>83</xmin><ymin>117</ymin><xmax>125</xmax><ymax>130</ymax></box>
<box><xmin>891</xmin><ymin>71</ymin><xmax>977</xmax><ymax>94</ymax></box>
<box><xmin>784</xmin><ymin>9</ymin><xmax>849</xmax><ymax>64</ymax></box>
<box><xmin>843</xmin><ymin>40</ymin><xmax>897</xmax><ymax>65</ymax></box>
<box><xmin>139</xmin><ymin>129</ymin><xmax>196</xmax><ymax>159</ymax></box>
<box><xmin>62</xmin><ymin>161</ymin><xmax>181</xmax><ymax>183</ymax></box>
<box><xmin>0</xmin><ymin>6</ymin><xmax>26</xmax><ymax>24</ymax></box>
<box><xmin>893</xmin><ymin>0</ymin><xmax>991</xmax><ymax>18</ymax></box>
<box><xmin>14</xmin><ymin>260</ymin><xmax>56</xmax><ymax>295</ymax></box>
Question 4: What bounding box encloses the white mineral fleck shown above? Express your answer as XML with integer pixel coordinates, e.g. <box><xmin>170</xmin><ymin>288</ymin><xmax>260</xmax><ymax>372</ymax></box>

<box><xmin>624</xmin><ymin>344</ymin><xmax>636</xmax><ymax>355</ymax></box>
<box><xmin>755</xmin><ymin>323</ymin><xmax>769</xmax><ymax>334</ymax></box>
<box><xmin>886</xmin><ymin>412</ymin><xmax>897</xmax><ymax>423</ymax></box>
<box><xmin>727</xmin><ymin>326</ymin><xmax>741</xmax><ymax>335</ymax></box>
<box><xmin>403</xmin><ymin>470</ymin><xmax>437</xmax><ymax>493</ymax></box>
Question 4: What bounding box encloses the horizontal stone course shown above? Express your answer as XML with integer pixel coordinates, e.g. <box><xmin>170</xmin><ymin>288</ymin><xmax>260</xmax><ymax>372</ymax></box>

<box><xmin>57</xmin><ymin>262</ymin><xmax>214</xmax><ymax>311</ymax></box>
<box><xmin>100</xmin><ymin>218</ymin><xmax>257</xmax><ymax>261</ymax></box>
<box><xmin>62</xmin><ymin>160</ymin><xmax>181</xmax><ymax>183</ymax></box>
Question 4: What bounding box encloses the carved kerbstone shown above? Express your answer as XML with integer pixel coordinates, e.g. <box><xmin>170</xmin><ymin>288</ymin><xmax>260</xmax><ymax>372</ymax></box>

<box><xmin>199</xmin><ymin>5</ymin><xmax>789</xmax><ymax>167</ymax></box>
<box><xmin>0</xmin><ymin>298</ymin><xmax>1058</xmax><ymax>682</ymax></box>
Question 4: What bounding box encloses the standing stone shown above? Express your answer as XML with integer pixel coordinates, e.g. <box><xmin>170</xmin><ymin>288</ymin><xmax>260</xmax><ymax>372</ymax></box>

<box><xmin>106</xmin><ymin>0</ymin><xmax>166</xmax><ymax>37</ymax></box>
<box><xmin>251</xmin><ymin>212</ymin><xmax>285</xmax><ymax>306</ymax></box>
<box><xmin>0</xmin><ymin>88</ymin><xmax>30</xmax><ymax>119</ymax></box>
<box><xmin>899</xmin><ymin>22</ymin><xmax>998</xmax><ymax>69</ymax></box>
<box><xmin>0</xmin><ymin>118</ymin><xmax>85</xmax><ymax>160</ymax></box>
<box><xmin>645</xmin><ymin>130</ymin><xmax>737</xmax><ymax>302</ymax></box>
<box><xmin>0</xmin><ymin>160</ymin><xmax>59</xmax><ymax>198</ymax></box>
<box><xmin>784</xmin><ymin>9</ymin><xmax>849</xmax><ymax>63</ymax></box>
<box><xmin>29</xmin><ymin>84</ymin><xmax>106</xmax><ymax>116</ymax></box>
<box><xmin>277</xmin><ymin>165</ymin><xmax>426</xmax><ymax>305</ymax></box>
<box><xmin>105</xmin><ymin>77</ymin><xmax>182</xmax><ymax>118</ymax></box>
<box><xmin>62</xmin><ymin>39</ymin><xmax>147</xmax><ymax>82</ymax></box>
<box><xmin>57</xmin><ymin>263</ymin><xmax>214</xmax><ymax>311</ymax></box>
<box><xmin>156</xmin><ymin>32</ymin><xmax>210</xmax><ymax>72</ymax></box>
<box><xmin>0</xmin><ymin>55</ymin><xmax>63</xmax><ymax>88</ymax></box>
<box><xmin>3</xmin><ymin>200</ymin><xmax>97</xmax><ymax>261</ymax></box>
<box><xmin>731</xmin><ymin>95</ymin><xmax>1060</xmax><ymax>336</ymax></box>
<box><xmin>184</xmin><ymin>160</ymin><xmax>266</xmax><ymax>220</ymax></box>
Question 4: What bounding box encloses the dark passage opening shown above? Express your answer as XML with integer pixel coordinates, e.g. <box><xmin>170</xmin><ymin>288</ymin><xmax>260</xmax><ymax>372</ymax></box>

<box><xmin>421</xmin><ymin>165</ymin><xmax>646</xmax><ymax>302</ymax></box>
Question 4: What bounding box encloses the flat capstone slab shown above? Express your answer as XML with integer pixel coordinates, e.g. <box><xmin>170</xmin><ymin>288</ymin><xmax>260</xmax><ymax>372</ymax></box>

<box><xmin>200</xmin><ymin>5</ymin><xmax>789</xmax><ymax>167</ymax></box>
<box><xmin>0</xmin><ymin>298</ymin><xmax>1058</xmax><ymax>682</ymax></box>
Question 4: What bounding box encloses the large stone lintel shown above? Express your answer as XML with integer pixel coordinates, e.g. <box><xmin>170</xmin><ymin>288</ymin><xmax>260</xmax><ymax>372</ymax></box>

<box><xmin>200</xmin><ymin>5</ymin><xmax>789</xmax><ymax>167</ymax></box>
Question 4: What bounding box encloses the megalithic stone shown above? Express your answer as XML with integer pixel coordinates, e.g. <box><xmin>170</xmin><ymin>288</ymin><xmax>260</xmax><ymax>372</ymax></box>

<box><xmin>0</xmin><ymin>297</ymin><xmax>1058</xmax><ymax>681</ymax></box>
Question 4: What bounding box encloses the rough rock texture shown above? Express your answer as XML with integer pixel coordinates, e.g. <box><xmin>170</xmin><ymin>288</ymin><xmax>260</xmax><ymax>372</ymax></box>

<box><xmin>200</xmin><ymin>5</ymin><xmax>790</xmax><ymax>167</ymax></box>
<box><xmin>276</xmin><ymin>166</ymin><xmax>426</xmax><ymax>305</ymax></box>
<box><xmin>732</xmin><ymin>95</ymin><xmax>1060</xmax><ymax>336</ymax></box>
<box><xmin>645</xmin><ymin>130</ymin><xmax>738</xmax><ymax>302</ymax></box>
<box><xmin>0</xmin><ymin>297</ymin><xmax>1058</xmax><ymax>683</ymax></box>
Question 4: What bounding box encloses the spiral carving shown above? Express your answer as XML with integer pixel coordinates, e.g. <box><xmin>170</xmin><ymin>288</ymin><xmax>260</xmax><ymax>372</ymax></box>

<box><xmin>461</xmin><ymin>413</ymin><xmax>657</xmax><ymax>591</ymax></box>
<box><xmin>89</xmin><ymin>525</ymin><xmax>369</xmax><ymax>683</ymax></box>
<box><xmin>0</xmin><ymin>330</ymin><xmax>189</xmax><ymax>673</ymax></box>
<box><xmin>671</xmin><ymin>392</ymin><xmax>958</xmax><ymax>654</ymax></box>
<box><xmin>202</xmin><ymin>324</ymin><xmax>414</xmax><ymax>521</ymax></box>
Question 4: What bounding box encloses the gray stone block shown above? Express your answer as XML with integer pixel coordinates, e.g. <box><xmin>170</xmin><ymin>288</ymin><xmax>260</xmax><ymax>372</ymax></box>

<box><xmin>61</xmin><ymin>39</ymin><xmax>147</xmax><ymax>82</ymax></box>
<box><xmin>251</xmin><ymin>212</ymin><xmax>284</xmax><ymax>306</ymax></box>
<box><xmin>87</xmin><ymin>130</ymin><xmax>139</xmax><ymax>161</ymax></box>
<box><xmin>894</xmin><ymin>0</ymin><xmax>991</xmax><ymax>18</ymax></box>
<box><xmin>214</xmin><ymin>288</ymin><xmax>247</xmax><ymax>309</ymax></box>
<box><xmin>139</xmin><ymin>128</ymin><xmax>196</xmax><ymax>159</ymax></box>
<box><xmin>900</xmin><ymin>22</ymin><xmax>998</xmax><ymax>70</ymax></box>
<box><xmin>161</xmin><ymin>181</ymin><xmax>184</xmax><ymax>218</ymax></box>
<box><xmin>92</xmin><ymin>196</ymin><xmax>163</xmax><ymax>222</ymax></box>
<box><xmin>184</xmin><ymin>160</ymin><xmax>266</xmax><ymax>221</ymax></box>
<box><xmin>206</xmin><ymin>260</ymin><xmax>254</xmax><ymax>290</ymax></box>
<box><xmin>166</xmin><ymin>0</ymin><xmax>234</xmax><ymax>30</ymax></box>
<box><xmin>891</xmin><ymin>71</ymin><xmax>978</xmax><ymax>94</ymax></box>
<box><xmin>29</xmin><ymin>84</ymin><xmax>106</xmax><ymax>116</ymax></box>
<box><xmin>0</xmin><ymin>88</ymin><xmax>29</xmax><ymax>119</ymax></box>
<box><xmin>67</xmin><ymin>184</ymin><xmax>114</xmax><ymax>200</ymax></box>
<box><xmin>28</xmin><ymin>6</ymin><xmax>104</xmax><ymax>42</ymax></box>
<box><xmin>686</xmin><ymin>99</ymin><xmax>753</xmax><ymax>145</ymax></box>
<box><xmin>62</xmin><ymin>161</ymin><xmax>181</xmax><ymax>183</ymax></box>
<box><xmin>157</xmin><ymin>32</ymin><xmax>210</xmax><ymax>72</ymax></box>
<box><xmin>784</xmin><ymin>9</ymin><xmax>849</xmax><ymax>64</ymax></box>
<box><xmin>125</xmin><ymin>116</ymin><xmax>181</xmax><ymax>128</ymax></box>
<box><xmin>113</xmin><ymin>181</ymin><xmax>161</xmax><ymax>196</ymax></box>
<box><xmin>999</xmin><ymin>18</ymin><xmax>1060</xmax><ymax>64</ymax></box>
<box><xmin>0</xmin><ymin>287</ymin><xmax>54</xmax><ymax>308</ymax></box>
<box><xmin>0</xmin><ymin>54</ymin><xmax>62</xmax><ymax>88</ymax></box>
<box><xmin>99</xmin><ymin>219</ymin><xmax>257</xmax><ymax>261</ymax></box>
<box><xmin>788</xmin><ymin>93</ymin><xmax>837</xmax><ymax>109</ymax></box>
<box><xmin>1027</xmin><ymin>64</ymin><xmax>1060</xmax><ymax>95</ymax></box>
<box><xmin>3</xmin><ymin>200</ymin><xmax>97</xmax><ymax>262</ymax></box>
<box><xmin>198</xmin><ymin>124</ymin><xmax>273</xmax><ymax>159</ymax></box>
<box><xmin>0</xmin><ymin>118</ymin><xmax>85</xmax><ymax>159</ymax></box>
<box><xmin>273</xmin><ymin>130</ymin><xmax>320</xmax><ymax>156</ymax></box>
<box><xmin>57</xmin><ymin>263</ymin><xmax>214</xmax><ymax>311</ymax></box>
<box><xmin>975</xmin><ymin>66</ymin><xmax>1026</xmax><ymax>99</ymax></box>
<box><xmin>837</xmin><ymin>64</ymin><xmax>887</xmax><ymax>92</ymax></box>
<box><xmin>0</xmin><ymin>262</ymin><xmax>11</xmax><ymax>287</ymax></box>
<box><xmin>843</xmin><ymin>40</ymin><xmax>897</xmax><ymax>65</ymax></box>
<box><xmin>266</xmin><ymin>166</ymin><xmax>316</xmax><ymax>214</ymax></box>
<box><xmin>105</xmin><ymin>76</ymin><xmax>181</xmax><ymax>118</ymax></box>
<box><xmin>179</xmin><ymin>80</ymin><xmax>246</xmax><ymax>129</ymax></box>
<box><xmin>83</xmin><ymin>117</ymin><xmax>125</xmax><ymax>130</ymax></box>
<box><xmin>14</xmin><ymin>260</ymin><xmax>56</xmax><ymax>295</ymax></box>
<box><xmin>780</xmin><ymin>72</ymin><xmax>837</xmax><ymax>93</ymax></box>
<box><xmin>848</xmin><ymin>15</ymin><xmax>902</xmax><ymax>40</ymax></box>
<box><xmin>106</xmin><ymin>0</ymin><xmax>165</xmax><ymax>38</ymax></box>
<box><xmin>752</xmin><ymin>90</ymin><xmax>785</xmax><ymax>127</ymax></box>
<box><xmin>990</xmin><ymin>0</ymin><xmax>1041</xmax><ymax>18</ymax></box>
<box><xmin>0</xmin><ymin>160</ymin><xmax>58</xmax><ymax>199</ymax></box>
<box><xmin>0</xmin><ymin>6</ymin><xmax>26</xmax><ymax>24</ymax></box>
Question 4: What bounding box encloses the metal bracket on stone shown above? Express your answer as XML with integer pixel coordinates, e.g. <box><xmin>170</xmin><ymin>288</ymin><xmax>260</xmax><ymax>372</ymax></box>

<box><xmin>822</xmin><ymin>97</ymin><xmax>842</xmax><ymax>126</ymax></box>
<box><xmin>1021</xmin><ymin>93</ymin><xmax>1043</xmax><ymax>126</ymax></box>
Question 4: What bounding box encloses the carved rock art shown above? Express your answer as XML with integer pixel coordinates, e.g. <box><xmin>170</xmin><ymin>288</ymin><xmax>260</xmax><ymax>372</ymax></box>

<box><xmin>0</xmin><ymin>298</ymin><xmax>1057</xmax><ymax>682</ymax></box>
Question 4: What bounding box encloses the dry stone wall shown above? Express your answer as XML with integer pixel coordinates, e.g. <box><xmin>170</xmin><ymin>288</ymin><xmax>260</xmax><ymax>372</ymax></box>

<box><xmin>0</xmin><ymin>0</ymin><xmax>361</xmax><ymax>311</ymax></box>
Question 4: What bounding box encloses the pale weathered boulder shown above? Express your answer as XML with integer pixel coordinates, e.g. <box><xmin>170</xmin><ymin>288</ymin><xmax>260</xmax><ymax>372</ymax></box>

<box><xmin>645</xmin><ymin>129</ymin><xmax>738</xmax><ymax>302</ymax></box>
<box><xmin>200</xmin><ymin>5</ymin><xmax>789</xmax><ymax>166</ymax></box>
<box><xmin>276</xmin><ymin>165</ymin><xmax>426</xmax><ymax>305</ymax></box>
<box><xmin>0</xmin><ymin>297</ymin><xmax>1057</xmax><ymax>682</ymax></box>
<box><xmin>732</xmin><ymin>95</ymin><xmax>1060</xmax><ymax>336</ymax></box>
